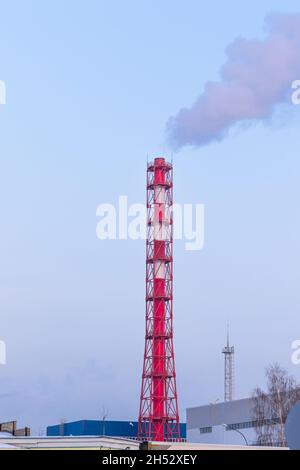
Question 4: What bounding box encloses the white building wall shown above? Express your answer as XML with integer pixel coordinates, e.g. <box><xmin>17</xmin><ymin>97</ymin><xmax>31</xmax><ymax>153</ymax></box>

<box><xmin>187</xmin><ymin>398</ymin><xmax>258</xmax><ymax>446</ymax></box>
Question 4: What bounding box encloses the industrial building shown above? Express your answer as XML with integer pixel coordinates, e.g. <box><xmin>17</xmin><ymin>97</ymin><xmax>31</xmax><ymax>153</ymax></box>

<box><xmin>187</xmin><ymin>397</ymin><xmax>277</xmax><ymax>446</ymax></box>
<box><xmin>47</xmin><ymin>420</ymin><xmax>138</xmax><ymax>439</ymax></box>
<box><xmin>0</xmin><ymin>421</ymin><xmax>30</xmax><ymax>437</ymax></box>
<box><xmin>0</xmin><ymin>435</ymin><xmax>140</xmax><ymax>450</ymax></box>
<box><xmin>0</xmin><ymin>434</ymin><xmax>286</xmax><ymax>451</ymax></box>
<box><xmin>47</xmin><ymin>420</ymin><xmax>186</xmax><ymax>440</ymax></box>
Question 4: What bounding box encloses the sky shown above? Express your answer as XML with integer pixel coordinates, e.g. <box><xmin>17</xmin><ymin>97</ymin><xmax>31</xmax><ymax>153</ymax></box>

<box><xmin>0</xmin><ymin>0</ymin><xmax>300</xmax><ymax>434</ymax></box>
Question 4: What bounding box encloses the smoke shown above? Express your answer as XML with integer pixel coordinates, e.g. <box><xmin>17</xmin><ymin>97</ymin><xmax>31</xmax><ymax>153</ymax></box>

<box><xmin>167</xmin><ymin>14</ymin><xmax>300</xmax><ymax>149</ymax></box>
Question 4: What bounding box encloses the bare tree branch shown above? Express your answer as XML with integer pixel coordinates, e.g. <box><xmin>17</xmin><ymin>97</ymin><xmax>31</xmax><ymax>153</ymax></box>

<box><xmin>252</xmin><ymin>363</ymin><xmax>300</xmax><ymax>447</ymax></box>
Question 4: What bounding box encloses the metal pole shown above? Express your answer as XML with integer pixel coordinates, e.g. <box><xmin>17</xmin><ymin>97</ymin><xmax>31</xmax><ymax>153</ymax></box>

<box><xmin>222</xmin><ymin>424</ymin><xmax>248</xmax><ymax>446</ymax></box>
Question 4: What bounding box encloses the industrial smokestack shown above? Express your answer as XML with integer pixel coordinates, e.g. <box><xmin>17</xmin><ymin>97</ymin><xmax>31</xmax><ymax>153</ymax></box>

<box><xmin>167</xmin><ymin>13</ymin><xmax>300</xmax><ymax>149</ymax></box>
<box><xmin>138</xmin><ymin>157</ymin><xmax>180</xmax><ymax>442</ymax></box>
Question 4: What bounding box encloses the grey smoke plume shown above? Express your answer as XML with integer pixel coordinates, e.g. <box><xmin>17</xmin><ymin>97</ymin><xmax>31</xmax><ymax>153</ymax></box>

<box><xmin>167</xmin><ymin>14</ymin><xmax>300</xmax><ymax>149</ymax></box>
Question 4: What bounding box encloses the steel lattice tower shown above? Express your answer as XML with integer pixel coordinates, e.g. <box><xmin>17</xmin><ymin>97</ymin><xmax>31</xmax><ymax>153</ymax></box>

<box><xmin>138</xmin><ymin>157</ymin><xmax>180</xmax><ymax>442</ymax></box>
<box><xmin>222</xmin><ymin>331</ymin><xmax>235</xmax><ymax>402</ymax></box>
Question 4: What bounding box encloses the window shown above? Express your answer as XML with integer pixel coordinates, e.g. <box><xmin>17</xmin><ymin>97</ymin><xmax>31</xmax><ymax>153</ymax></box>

<box><xmin>226</xmin><ymin>418</ymin><xmax>280</xmax><ymax>431</ymax></box>
<box><xmin>199</xmin><ymin>427</ymin><xmax>212</xmax><ymax>434</ymax></box>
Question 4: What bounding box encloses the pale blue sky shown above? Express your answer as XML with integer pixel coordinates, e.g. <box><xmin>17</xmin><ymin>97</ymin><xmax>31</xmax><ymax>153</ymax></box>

<box><xmin>0</xmin><ymin>0</ymin><xmax>300</xmax><ymax>432</ymax></box>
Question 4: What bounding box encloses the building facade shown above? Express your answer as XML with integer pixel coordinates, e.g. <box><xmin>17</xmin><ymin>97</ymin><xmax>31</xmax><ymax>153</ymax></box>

<box><xmin>187</xmin><ymin>398</ymin><xmax>273</xmax><ymax>446</ymax></box>
<box><xmin>47</xmin><ymin>420</ymin><xmax>186</xmax><ymax>440</ymax></box>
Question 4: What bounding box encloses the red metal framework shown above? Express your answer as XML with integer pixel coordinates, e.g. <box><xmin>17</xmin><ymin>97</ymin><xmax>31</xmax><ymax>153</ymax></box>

<box><xmin>138</xmin><ymin>157</ymin><xmax>180</xmax><ymax>442</ymax></box>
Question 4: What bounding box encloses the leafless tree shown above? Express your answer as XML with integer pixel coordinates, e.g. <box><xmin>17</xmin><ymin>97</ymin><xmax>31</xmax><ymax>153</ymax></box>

<box><xmin>252</xmin><ymin>363</ymin><xmax>300</xmax><ymax>447</ymax></box>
